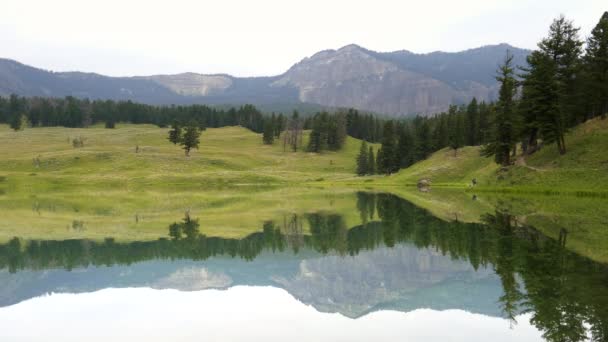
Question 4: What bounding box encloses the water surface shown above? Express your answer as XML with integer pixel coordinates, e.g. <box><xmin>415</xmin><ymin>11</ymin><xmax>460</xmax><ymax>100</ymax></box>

<box><xmin>0</xmin><ymin>191</ymin><xmax>606</xmax><ymax>341</ymax></box>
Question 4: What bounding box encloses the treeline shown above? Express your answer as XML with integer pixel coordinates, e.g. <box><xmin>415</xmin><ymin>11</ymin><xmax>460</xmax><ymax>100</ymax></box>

<box><xmin>358</xmin><ymin>99</ymin><xmax>494</xmax><ymax>175</ymax></box>
<box><xmin>366</xmin><ymin>12</ymin><xmax>608</xmax><ymax>174</ymax></box>
<box><xmin>262</xmin><ymin>111</ymin><xmax>349</xmax><ymax>152</ymax></box>
<box><xmin>483</xmin><ymin>13</ymin><xmax>608</xmax><ymax>166</ymax></box>
<box><xmin>0</xmin><ymin>95</ymin><xmax>266</xmax><ymax>132</ymax></box>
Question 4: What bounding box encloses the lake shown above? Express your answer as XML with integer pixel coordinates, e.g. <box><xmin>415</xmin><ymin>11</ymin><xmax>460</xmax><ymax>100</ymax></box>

<box><xmin>0</xmin><ymin>191</ymin><xmax>607</xmax><ymax>341</ymax></box>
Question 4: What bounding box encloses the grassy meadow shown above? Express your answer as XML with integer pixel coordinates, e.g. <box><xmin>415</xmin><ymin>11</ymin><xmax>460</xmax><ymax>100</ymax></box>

<box><xmin>0</xmin><ymin>123</ymin><xmax>378</xmax><ymax>241</ymax></box>
<box><xmin>1</xmin><ymin>120</ymin><xmax>607</xmax><ymax>264</ymax></box>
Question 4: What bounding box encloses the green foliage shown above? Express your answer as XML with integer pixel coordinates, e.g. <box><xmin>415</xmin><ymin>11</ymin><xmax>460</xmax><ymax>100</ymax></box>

<box><xmin>105</xmin><ymin>120</ymin><xmax>116</xmax><ymax>129</ymax></box>
<box><xmin>167</xmin><ymin>121</ymin><xmax>182</xmax><ymax>145</ymax></box>
<box><xmin>585</xmin><ymin>12</ymin><xmax>608</xmax><ymax>119</ymax></box>
<box><xmin>262</xmin><ymin>119</ymin><xmax>274</xmax><ymax>145</ymax></box>
<box><xmin>307</xmin><ymin>112</ymin><xmax>347</xmax><ymax>153</ymax></box>
<box><xmin>367</xmin><ymin>146</ymin><xmax>375</xmax><ymax>175</ymax></box>
<box><xmin>482</xmin><ymin>52</ymin><xmax>518</xmax><ymax>166</ymax></box>
<box><xmin>180</xmin><ymin>122</ymin><xmax>201</xmax><ymax>156</ymax></box>
<box><xmin>376</xmin><ymin>121</ymin><xmax>400</xmax><ymax>174</ymax></box>
<box><xmin>356</xmin><ymin>141</ymin><xmax>369</xmax><ymax>176</ymax></box>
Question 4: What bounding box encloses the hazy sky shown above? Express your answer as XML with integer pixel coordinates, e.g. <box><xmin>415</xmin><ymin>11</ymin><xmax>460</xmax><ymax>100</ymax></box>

<box><xmin>1</xmin><ymin>0</ymin><xmax>605</xmax><ymax>77</ymax></box>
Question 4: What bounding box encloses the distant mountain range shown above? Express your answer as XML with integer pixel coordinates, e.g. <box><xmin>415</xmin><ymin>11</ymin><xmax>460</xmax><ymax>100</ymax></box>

<box><xmin>0</xmin><ymin>44</ymin><xmax>530</xmax><ymax>116</ymax></box>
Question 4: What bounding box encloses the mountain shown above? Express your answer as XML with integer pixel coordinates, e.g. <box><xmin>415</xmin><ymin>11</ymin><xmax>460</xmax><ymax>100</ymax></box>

<box><xmin>0</xmin><ymin>244</ymin><xmax>504</xmax><ymax>318</ymax></box>
<box><xmin>0</xmin><ymin>44</ymin><xmax>530</xmax><ymax>116</ymax></box>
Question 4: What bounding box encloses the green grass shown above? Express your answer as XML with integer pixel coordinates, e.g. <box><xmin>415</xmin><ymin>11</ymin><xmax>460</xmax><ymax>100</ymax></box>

<box><xmin>365</xmin><ymin>117</ymin><xmax>608</xmax><ymax>194</ymax></box>
<box><xmin>0</xmin><ymin>124</ymin><xmax>377</xmax><ymax>192</ymax></box>
<box><xmin>1</xmin><ymin>121</ymin><xmax>606</xmax><ymax>264</ymax></box>
<box><xmin>0</xmin><ymin>124</ymin><xmax>380</xmax><ymax>241</ymax></box>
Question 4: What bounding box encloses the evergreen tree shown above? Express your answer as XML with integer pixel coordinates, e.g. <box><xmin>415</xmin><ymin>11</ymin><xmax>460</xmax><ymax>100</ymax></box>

<box><xmin>397</xmin><ymin>125</ymin><xmax>414</xmax><ymax>168</ymax></box>
<box><xmin>482</xmin><ymin>52</ymin><xmax>518</xmax><ymax>166</ymax></box>
<box><xmin>327</xmin><ymin>113</ymin><xmax>347</xmax><ymax>150</ymax></box>
<box><xmin>275</xmin><ymin>113</ymin><xmax>285</xmax><ymax>137</ymax></box>
<box><xmin>414</xmin><ymin>118</ymin><xmax>432</xmax><ymax>161</ymax></box>
<box><xmin>520</xmin><ymin>51</ymin><xmax>560</xmax><ymax>154</ymax></box>
<box><xmin>356</xmin><ymin>141</ymin><xmax>369</xmax><ymax>176</ymax></box>
<box><xmin>167</xmin><ymin>121</ymin><xmax>182</xmax><ymax>145</ymax></box>
<box><xmin>367</xmin><ymin>146</ymin><xmax>375</xmax><ymax>175</ymax></box>
<box><xmin>10</xmin><ymin>113</ymin><xmax>27</xmax><ymax>131</ymax></box>
<box><xmin>307</xmin><ymin>113</ymin><xmax>328</xmax><ymax>152</ymax></box>
<box><xmin>529</xmin><ymin>15</ymin><xmax>582</xmax><ymax>154</ymax></box>
<box><xmin>262</xmin><ymin>119</ymin><xmax>274</xmax><ymax>145</ymax></box>
<box><xmin>105</xmin><ymin>119</ymin><xmax>116</xmax><ymax>129</ymax></box>
<box><xmin>449</xmin><ymin>113</ymin><xmax>465</xmax><ymax>156</ymax></box>
<box><xmin>465</xmin><ymin>98</ymin><xmax>479</xmax><ymax>145</ymax></box>
<box><xmin>585</xmin><ymin>12</ymin><xmax>608</xmax><ymax>119</ymax></box>
<box><xmin>377</xmin><ymin>121</ymin><xmax>399</xmax><ymax>174</ymax></box>
<box><xmin>180</xmin><ymin>121</ymin><xmax>201</xmax><ymax>157</ymax></box>
<box><xmin>538</xmin><ymin>15</ymin><xmax>583</xmax><ymax>127</ymax></box>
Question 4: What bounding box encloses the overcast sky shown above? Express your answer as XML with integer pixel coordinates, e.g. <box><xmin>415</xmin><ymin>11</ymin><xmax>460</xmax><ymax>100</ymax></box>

<box><xmin>1</xmin><ymin>0</ymin><xmax>605</xmax><ymax>77</ymax></box>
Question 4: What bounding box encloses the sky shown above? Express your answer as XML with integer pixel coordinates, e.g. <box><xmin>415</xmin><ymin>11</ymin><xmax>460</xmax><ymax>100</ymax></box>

<box><xmin>0</xmin><ymin>0</ymin><xmax>605</xmax><ymax>77</ymax></box>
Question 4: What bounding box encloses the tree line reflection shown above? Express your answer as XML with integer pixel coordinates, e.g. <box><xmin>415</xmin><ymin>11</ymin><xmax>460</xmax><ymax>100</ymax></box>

<box><xmin>0</xmin><ymin>193</ymin><xmax>607</xmax><ymax>341</ymax></box>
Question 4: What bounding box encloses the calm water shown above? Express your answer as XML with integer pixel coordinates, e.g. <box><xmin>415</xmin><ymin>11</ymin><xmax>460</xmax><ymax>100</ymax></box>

<box><xmin>0</xmin><ymin>192</ymin><xmax>607</xmax><ymax>341</ymax></box>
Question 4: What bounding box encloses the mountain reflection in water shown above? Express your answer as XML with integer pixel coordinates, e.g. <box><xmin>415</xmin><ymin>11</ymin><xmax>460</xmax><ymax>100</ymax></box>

<box><xmin>0</xmin><ymin>192</ymin><xmax>606</xmax><ymax>342</ymax></box>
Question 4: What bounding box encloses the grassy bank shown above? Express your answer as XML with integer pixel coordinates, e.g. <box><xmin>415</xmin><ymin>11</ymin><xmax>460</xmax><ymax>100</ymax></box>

<box><xmin>367</xmin><ymin>117</ymin><xmax>608</xmax><ymax>194</ymax></box>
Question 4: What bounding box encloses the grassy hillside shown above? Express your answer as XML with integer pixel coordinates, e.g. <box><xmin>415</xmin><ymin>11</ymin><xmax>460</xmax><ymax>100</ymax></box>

<box><xmin>371</xmin><ymin>117</ymin><xmax>608</xmax><ymax>194</ymax></box>
<box><xmin>0</xmin><ymin>124</ymin><xmax>375</xmax><ymax>193</ymax></box>
<box><xmin>0</xmin><ymin>124</ymin><xmax>379</xmax><ymax>241</ymax></box>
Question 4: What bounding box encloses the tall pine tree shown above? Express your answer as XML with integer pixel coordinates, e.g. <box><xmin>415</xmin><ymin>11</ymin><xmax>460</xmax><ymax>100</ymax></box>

<box><xmin>356</xmin><ymin>141</ymin><xmax>369</xmax><ymax>176</ymax></box>
<box><xmin>585</xmin><ymin>12</ymin><xmax>608</xmax><ymax>119</ymax></box>
<box><xmin>377</xmin><ymin>121</ymin><xmax>399</xmax><ymax>174</ymax></box>
<box><xmin>482</xmin><ymin>52</ymin><xmax>518</xmax><ymax>166</ymax></box>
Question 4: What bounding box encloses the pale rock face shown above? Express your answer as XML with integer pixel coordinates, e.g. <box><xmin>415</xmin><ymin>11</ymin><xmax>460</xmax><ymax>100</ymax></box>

<box><xmin>274</xmin><ymin>45</ymin><xmax>477</xmax><ymax>115</ymax></box>
<box><xmin>147</xmin><ymin>73</ymin><xmax>233</xmax><ymax>96</ymax></box>
<box><xmin>152</xmin><ymin>267</ymin><xmax>232</xmax><ymax>291</ymax></box>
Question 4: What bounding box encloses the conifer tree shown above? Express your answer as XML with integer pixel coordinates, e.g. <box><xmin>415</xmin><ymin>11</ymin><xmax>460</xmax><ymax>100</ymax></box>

<box><xmin>465</xmin><ymin>98</ymin><xmax>479</xmax><ymax>145</ymax></box>
<box><xmin>585</xmin><ymin>12</ymin><xmax>608</xmax><ymax>119</ymax></box>
<box><xmin>482</xmin><ymin>52</ymin><xmax>518</xmax><ymax>166</ymax></box>
<box><xmin>397</xmin><ymin>126</ymin><xmax>414</xmax><ymax>168</ymax></box>
<box><xmin>377</xmin><ymin>121</ymin><xmax>399</xmax><ymax>174</ymax></box>
<box><xmin>168</xmin><ymin>121</ymin><xmax>182</xmax><ymax>145</ymax></box>
<box><xmin>263</xmin><ymin>119</ymin><xmax>274</xmax><ymax>145</ymax></box>
<box><xmin>180</xmin><ymin>121</ymin><xmax>201</xmax><ymax>157</ymax></box>
<box><xmin>539</xmin><ymin>15</ymin><xmax>583</xmax><ymax>127</ymax></box>
<box><xmin>367</xmin><ymin>146</ymin><xmax>375</xmax><ymax>175</ymax></box>
<box><xmin>449</xmin><ymin>114</ymin><xmax>465</xmax><ymax>156</ymax></box>
<box><xmin>356</xmin><ymin>141</ymin><xmax>369</xmax><ymax>176</ymax></box>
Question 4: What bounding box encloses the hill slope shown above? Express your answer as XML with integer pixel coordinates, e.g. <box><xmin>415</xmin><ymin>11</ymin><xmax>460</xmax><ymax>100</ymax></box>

<box><xmin>375</xmin><ymin>117</ymin><xmax>608</xmax><ymax>192</ymax></box>
<box><xmin>0</xmin><ymin>44</ymin><xmax>530</xmax><ymax>116</ymax></box>
<box><xmin>0</xmin><ymin>124</ymin><xmax>377</xmax><ymax>240</ymax></box>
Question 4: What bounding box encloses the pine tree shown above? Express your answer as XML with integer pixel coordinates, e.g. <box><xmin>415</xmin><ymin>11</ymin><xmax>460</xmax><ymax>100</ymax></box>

<box><xmin>367</xmin><ymin>146</ymin><xmax>375</xmax><ymax>175</ymax></box>
<box><xmin>307</xmin><ymin>113</ymin><xmax>327</xmax><ymax>152</ymax></box>
<box><xmin>397</xmin><ymin>126</ymin><xmax>414</xmax><ymax>168</ymax></box>
<box><xmin>539</xmin><ymin>15</ymin><xmax>583</xmax><ymax>126</ymax></box>
<box><xmin>168</xmin><ymin>121</ymin><xmax>182</xmax><ymax>145</ymax></box>
<box><xmin>377</xmin><ymin>121</ymin><xmax>399</xmax><ymax>174</ymax></box>
<box><xmin>465</xmin><ymin>98</ymin><xmax>479</xmax><ymax>145</ymax></box>
<box><xmin>105</xmin><ymin>119</ymin><xmax>116</xmax><ymax>129</ymax></box>
<box><xmin>275</xmin><ymin>113</ymin><xmax>285</xmax><ymax>137</ymax></box>
<box><xmin>533</xmin><ymin>15</ymin><xmax>582</xmax><ymax>154</ymax></box>
<box><xmin>482</xmin><ymin>52</ymin><xmax>518</xmax><ymax>166</ymax></box>
<box><xmin>585</xmin><ymin>12</ymin><xmax>608</xmax><ymax>119</ymax></box>
<box><xmin>520</xmin><ymin>51</ymin><xmax>560</xmax><ymax>154</ymax></box>
<box><xmin>356</xmin><ymin>141</ymin><xmax>369</xmax><ymax>176</ymax></box>
<box><xmin>180</xmin><ymin>121</ymin><xmax>201</xmax><ymax>157</ymax></box>
<box><xmin>10</xmin><ymin>113</ymin><xmax>27</xmax><ymax>131</ymax></box>
<box><xmin>449</xmin><ymin>114</ymin><xmax>465</xmax><ymax>156</ymax></box>
<box><xmin>262</xmin><ymin>119</ymin><xmax>274</xmax><ymax>145</ymax></box>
